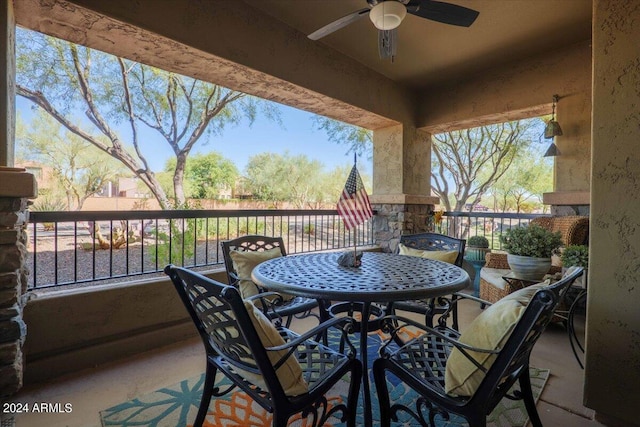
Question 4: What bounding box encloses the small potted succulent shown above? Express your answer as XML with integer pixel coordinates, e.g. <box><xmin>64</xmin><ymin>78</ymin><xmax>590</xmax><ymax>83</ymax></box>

<box><xmin>500</xmin><ymin>224</ymin><xmax>563</xmax><ymax>280</ymax></box>
<box><xmin>465</xmin><ymin>235</ymin><xmax>491</xmax><ymax>262</ymax></box>
<box><xmin>561</xmin><ymin>244</ymin><xmax>589</xmax><ymax>287</ymax></box>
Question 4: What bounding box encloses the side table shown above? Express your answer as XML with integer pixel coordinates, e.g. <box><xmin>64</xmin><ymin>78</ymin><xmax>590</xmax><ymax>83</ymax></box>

<box><xmin>500</xmin><ymin>272</ymin><xmax>540</xmax><ymax>291</ymax></box>
<box><xmin>466</xmin><ymin>258</ymin><xmax>486</xmax><ymax>297</ymax></box>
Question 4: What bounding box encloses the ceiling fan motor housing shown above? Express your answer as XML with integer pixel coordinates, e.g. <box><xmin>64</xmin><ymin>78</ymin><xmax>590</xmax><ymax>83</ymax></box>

<box><xmin>369</xmin><ymin>1</ymin><xmax>407</xmax><ymax>30</ymax></box>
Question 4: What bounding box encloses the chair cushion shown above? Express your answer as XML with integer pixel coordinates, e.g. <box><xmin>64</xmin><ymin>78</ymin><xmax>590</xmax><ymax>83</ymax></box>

<box><xmin>479</xmin><ymin>267</ymin><xmax>512</xmax><ymax>291</ymax></box>
<box><xmin>240</xmin><ymin>300</ymin><xmax>308</xmax><ymax>396</ymax></box>
<box><xmin>229</xmin><ymin>247</ymin><xmax>294</xmax><ymax>301</ymax></box>
<box><xmin>398</xmin><ymin>243</ymin><xmax>458</xmax><ymax>264</ymax></box>
<box><xmin>444</xmin><ymin>280</ymin><xmax>550</xmax><ymax>396</ymax></box>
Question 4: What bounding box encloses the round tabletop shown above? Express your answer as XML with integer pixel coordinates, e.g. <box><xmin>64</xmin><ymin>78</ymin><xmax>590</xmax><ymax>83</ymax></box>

<box><xmin>252</xmin><ymin>251</ymin><xmax>470</xmax><ymax>302</ymax></box>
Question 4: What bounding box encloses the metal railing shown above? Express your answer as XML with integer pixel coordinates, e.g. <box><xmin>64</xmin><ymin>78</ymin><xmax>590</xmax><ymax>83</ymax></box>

<box><xmin>27</xmin><ymin>209</ymin><xmax>375</xmax><ymax>290</ymax></box>
<box><xmin>437</xmin><ymin>211</ymin><xmax>548</xmax><ymax>250</ymax></box>
<box><xmin>26</xmin><ymin>208</ymin><xmax>547</xmax><ymax>290</ymax></box>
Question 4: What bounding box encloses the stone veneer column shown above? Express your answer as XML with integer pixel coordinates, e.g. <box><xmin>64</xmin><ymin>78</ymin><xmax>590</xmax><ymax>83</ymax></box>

<box><xmin>371</xmin><ymin>124</ymin><xmax>439</xmax><ymax>252</ymax></box>
<box><xmin>0</xmin><ymin>169</ymin><xmax>36</xmax><ymax>398</ymax></box>
<box><xmin>372</xmin><ymin>203</ymin><xmax>434</xmax><ymax>252</ymax></box>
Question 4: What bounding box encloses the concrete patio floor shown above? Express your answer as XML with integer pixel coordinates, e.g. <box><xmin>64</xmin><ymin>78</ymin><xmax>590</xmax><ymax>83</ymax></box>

<box><xmin>9</xmin><ymin>297</ymin><xmax>605</xmax><ymax>427</ymax></box>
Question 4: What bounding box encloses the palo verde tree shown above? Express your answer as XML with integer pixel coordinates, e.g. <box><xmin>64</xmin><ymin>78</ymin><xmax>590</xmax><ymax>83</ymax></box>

<box><xmin>311</xmin><ymin>116</ymin><xmax>373</xmax><ymax>159</ymax></box>
<box><xmin>244</xmin><ymin>152</ymin><xmax>325</xmax><ymax>208</ymax></box>
<box><xmin>16</xmin><ymin>28</ymin><xmax>277</xmax><ymax>209</ymax></box>
<box><xmin>431</xmin><ymin>119</ymin><xmax>543</xmax><ymax>212</ymax></box>
<box><xmin>16</xmin><ymin>111</ymin><xmax>127</xmax><ymax>211</ymax></box>
<box><xmin>160</xmin><ymin>152</ymin><xmax>239</xmax><ymax>200</ymax></box>
<box><xmin>485</xmin><ymin>147</ymin><xmax>553</xmax><ymax>213</ymax></box>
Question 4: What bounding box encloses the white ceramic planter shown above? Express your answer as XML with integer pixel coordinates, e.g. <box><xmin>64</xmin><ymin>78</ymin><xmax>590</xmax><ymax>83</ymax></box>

<box><xmin>507</xmin><ymin>254</ymin><xmax>551</xmax><ymax>281</ymax></box>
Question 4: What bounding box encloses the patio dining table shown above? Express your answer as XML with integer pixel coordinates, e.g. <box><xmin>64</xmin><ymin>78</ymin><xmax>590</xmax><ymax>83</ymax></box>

<box><xmin>252</xmin><ymin>251</ymin><xmax>470</xmax><ymax>427</ymax></box>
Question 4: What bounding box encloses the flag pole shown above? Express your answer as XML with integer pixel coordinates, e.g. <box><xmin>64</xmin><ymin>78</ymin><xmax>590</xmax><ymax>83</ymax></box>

<box><xmin>353</xmin><ymin>153</ymin><xmax>357</xmax><ymax>260</ymax></box>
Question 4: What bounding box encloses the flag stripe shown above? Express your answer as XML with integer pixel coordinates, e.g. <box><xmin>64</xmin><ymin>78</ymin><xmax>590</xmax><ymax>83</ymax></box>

<box><xmin>337</xmin><ymin>165</ymin><xmax>373</xmax><ymax>230</ymax></box>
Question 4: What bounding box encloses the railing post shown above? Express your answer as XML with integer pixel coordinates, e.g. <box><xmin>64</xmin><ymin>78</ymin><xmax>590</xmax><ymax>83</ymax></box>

<box><xmin>0</xmin><ymin>168</ymin><xmax>36</xmax><ymax>399</ymax></box>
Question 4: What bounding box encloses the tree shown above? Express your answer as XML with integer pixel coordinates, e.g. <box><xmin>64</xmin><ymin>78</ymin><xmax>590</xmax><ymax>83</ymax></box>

<box><xmin>486</xmin><ymin>149</ymin><xmax>553</xmax><ymax>213</ymax></box>
<box><xmin>321</xmin><ymin>164</ymin><xmax>373</xmax><ymax>205</ymax></box>
<box><xmin>431</xmin><ymin>119</ymin><xmax>542</xmax><ymax>212</ymax></box>
<box><xmin>311</xmin><ymin>116</ymin><xmax>373</xmax><ymax>158</ymax></box>
<box><xmin>244</xmin><ymin>152</ymin><xmax>325</xmax><ymax>208</ymax></box>
<box><xmin>15</xmin><ymin>28</ymin><xmax>277</xmax><ymax>209</ymax></box>
<box><xmin>16</xmin><ymin>112</ymin><xmax>126</xmax><ymax>211</ymax></box>
<box><xmin>163</xmin><ymin>152</ymin><xmax>239</xmax><ymax>199</ymax></box>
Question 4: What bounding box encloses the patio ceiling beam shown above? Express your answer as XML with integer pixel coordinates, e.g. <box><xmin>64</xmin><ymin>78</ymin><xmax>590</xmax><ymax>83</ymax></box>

<box><xmin>13</xmin><ymin>0</ymin><xmax>414</xmax><ymax>131</ymax></box>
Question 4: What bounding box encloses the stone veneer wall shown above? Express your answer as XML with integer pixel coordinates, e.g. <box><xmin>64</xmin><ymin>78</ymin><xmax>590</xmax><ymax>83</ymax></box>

<box><xmin>372</xmin><ymin>204</ymin><xmax>433</xmax><ymax>253</ymax></box>
<box><xmin>0</xmin><ymin>196</ymin><xmax>29</xmax><ymax>397</ymax></box>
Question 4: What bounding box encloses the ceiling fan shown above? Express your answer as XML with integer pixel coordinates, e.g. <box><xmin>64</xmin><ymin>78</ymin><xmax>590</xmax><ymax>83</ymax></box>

<box><xmin>308</xmin><ymin>0</ymin><xmax>479</xmax><ymax>61</ymax></box>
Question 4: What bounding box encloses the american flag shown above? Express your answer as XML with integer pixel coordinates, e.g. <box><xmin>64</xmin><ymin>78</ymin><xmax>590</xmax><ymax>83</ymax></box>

<box><xmin>337</xmin><ymin>165</ymin><xmax>373</xmax><ymax>230</ymax></box>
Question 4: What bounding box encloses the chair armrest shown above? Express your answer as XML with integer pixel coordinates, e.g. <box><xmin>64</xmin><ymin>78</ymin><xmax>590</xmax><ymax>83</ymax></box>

<box><xmin>485</xmin><ymin>252</ymin><xmax>510</xmax><ymax>269</ymax></box>
<box><xmin>422</xmin><ymin>292</ymin><xmax>492</xmax><ymax>328</ymax></box>
<box><xmin>246</xmin><ymin>291</ymin><xmax>290</xmax><ymax>323</ymax></box>
<box><xmin>269</xmin><ymin>316</ymin><xmax>355</xmax><ymax>351</ymax></box>
<box><xmin>265</xmin><ymin>317</ymin><xmax>358</xmax><ymax>369</ymax></box>
<box><xmin>451</xmin><ymin>292</ymin><xmax>493</xmax><ymax>307</ymax></box>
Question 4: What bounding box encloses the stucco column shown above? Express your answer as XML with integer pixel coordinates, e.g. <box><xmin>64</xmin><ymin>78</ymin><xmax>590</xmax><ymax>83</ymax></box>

<box><xmin>586</xmin><ymin>1</ymin><xmax>640</xmax><ymax>425</ymax></box>
<box><xmin>0</xmin><ymin>169</ymin><xmax>36</xmax><ymax>400</ymax></box>
<box><xmin>543</xmin><ymin>84</ymin><xmax>592</xmax><ymax>216</ymax></box>
<box><xmin>371</xmin><ymin>124</ymin><xmax>439</xmax><ymax>252</ymax></box>
<box><xmin>1</xmin><ymin>0</ymin><xmax>15</xmax><ymax>166</ymax></box>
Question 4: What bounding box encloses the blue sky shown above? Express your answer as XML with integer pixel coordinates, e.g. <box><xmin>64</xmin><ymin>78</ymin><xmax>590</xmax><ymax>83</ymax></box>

<box><xmin>190</xmin><ymin>103</ymin><xmax>372</xmax><ymax>175</ymax></box>
<box><xmin>16</xmin><ymin>97</ymin><xmax>373</xmax><ymax>176</ymax></box>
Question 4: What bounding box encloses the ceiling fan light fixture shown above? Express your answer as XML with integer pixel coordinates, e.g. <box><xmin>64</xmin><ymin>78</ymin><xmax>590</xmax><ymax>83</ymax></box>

<box><xmin>369</xmin><ymin>1</ymin><xmax>407</xmax><ymax>30</ymax></box>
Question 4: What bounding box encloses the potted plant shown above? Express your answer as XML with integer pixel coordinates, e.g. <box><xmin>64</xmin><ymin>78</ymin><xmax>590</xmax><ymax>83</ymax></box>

<box><xmin>500</xmin><ymin>224</ymin><xmax>563</xmax><ymax>280</ymax></box>
<box><xmin>465</xmin><ymin>235</ymin><xmax>491</xmax><ymax>262</ymax></box>
<box><xmin>561</xmin><ymin>244</ymin><xmax>588</xmax><ymax>287</ymax></box>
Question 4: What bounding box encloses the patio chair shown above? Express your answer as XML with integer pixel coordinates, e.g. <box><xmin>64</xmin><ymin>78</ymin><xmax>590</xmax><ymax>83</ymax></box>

<box><xmin>373</xmin><ymin>266</ymin><xmax>584</xmax><ymax>427</ymax></box>
<box><xmin>387</xmin><ymin>232</ymin><xmax>467</xmax><ymax>329</ymax></box>
<box><xmin>165</xmin><ymin>265</ymin><xmax>362</xmax><ymax>427</ymax></box>
<box><xmin>221</xmin><ymin>235</ymin><xmax>319</xmax><ymax>327</ymax></box>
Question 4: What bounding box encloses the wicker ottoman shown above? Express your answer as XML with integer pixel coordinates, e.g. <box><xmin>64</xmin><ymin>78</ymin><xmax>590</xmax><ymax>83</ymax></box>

<box><xmin>479</xmin><ymin>267</ymin><xmax>518</xmax><ymax>303</ymax></box>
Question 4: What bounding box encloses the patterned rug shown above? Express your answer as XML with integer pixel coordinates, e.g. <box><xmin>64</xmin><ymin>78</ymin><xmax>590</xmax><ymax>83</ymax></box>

<box><xmin>101</xmin><ymin>331</ymin><xmax>548</xmax><ymax>427</ymax></box>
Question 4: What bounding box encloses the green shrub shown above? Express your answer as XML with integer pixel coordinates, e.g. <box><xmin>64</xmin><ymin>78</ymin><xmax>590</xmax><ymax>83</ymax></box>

<box><xmin>304</xmin><ymin>223</ymin><xmax>315</xmax><ymax>235</ymax></box>
<box><xmin>500</xmin><ymin>224</ymin><xmax>562</xmax><ymax>258</ymax></box>
<box><xmin>467</xmin><ymin>235</ymin><xmax>489</xmax><ymax>248</ymax></box>
<box><xmin>561</xmin><ymin>244</ymin><xmax>589</xmax><ymax>267</ymax></box>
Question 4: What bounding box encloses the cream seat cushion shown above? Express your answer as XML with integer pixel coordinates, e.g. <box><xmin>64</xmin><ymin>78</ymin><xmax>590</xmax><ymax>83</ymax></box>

<box><xmin>479</xmin><ymin>267</ymin><xmax>512</xmax><ymax>291</ymax></box>
<box><xmin>398</xmin><ymin>243</ymin><xmax>459</xmax><ymax>264</ymax></box>
<box><xmin>238</xmin><ymin>300</ymin><xmax>308</xmax><ymax>396</ymax></box>
<box><xmin>444</xmin><ymin>279</ymin><xmax>550</xmax><ymax>396</ymax></box>
<box><xmin>229</xmin><ymin>247</ymin><xmax>294</xmax><ymax>302</ymax></box>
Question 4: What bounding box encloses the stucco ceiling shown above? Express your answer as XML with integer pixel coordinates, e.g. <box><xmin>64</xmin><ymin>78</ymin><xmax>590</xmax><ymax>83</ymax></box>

<box><xmin>244</xmin><ymin>0</ymin><xmax>592</xmax><ymax>89</ymax></box>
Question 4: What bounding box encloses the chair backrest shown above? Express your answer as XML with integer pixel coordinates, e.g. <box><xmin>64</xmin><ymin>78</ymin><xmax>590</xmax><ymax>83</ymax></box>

<box><xmin>221</xmin><ymin>235</ymin><xmax>287</xmax><ymax>287</ymax></box>
<box><xmin>164</xmin><ymin>265</ymin><xmax>286</xmax><ymax>397</ymax></box>
<box><xmin>399</xmin><ymin>232</ymin><xmax>466</xmax><ymax>267</ymax></box>
<box><xmin>473</xmin><ymin>266</ymin><xmax>584</xmax><ymax>409</ymax></box>
<box><xmin>530</xmin><ymin>215</ymin><xmax>589</xmax><ymax>246</ymax></box>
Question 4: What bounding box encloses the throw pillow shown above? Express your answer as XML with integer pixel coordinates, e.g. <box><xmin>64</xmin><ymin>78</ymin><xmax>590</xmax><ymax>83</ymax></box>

<box><xmin>229</xmin><ymin>247</ymin><xmax>294</xmax><ymax>302</ymax></box>
<box><xmin>444</xmin><ymin>280</ymin><xmax>550</xmax><ymax>396</ymax></box>
<box><xmin>398</xmin><ymin>243</ymin><xmax>459</xmax><ymax>264</ymax></box>
<box><xmin>238</xmin><ymin>300</ymin><xmax>308</xmax><ymax>396</ymax></box>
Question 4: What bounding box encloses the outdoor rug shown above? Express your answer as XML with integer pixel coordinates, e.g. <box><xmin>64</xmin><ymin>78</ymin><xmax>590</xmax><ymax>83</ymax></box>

<box><xmin>101</xmin><ymin>331</ymin><xmax>549</xmax><ymax>427</ymax></box>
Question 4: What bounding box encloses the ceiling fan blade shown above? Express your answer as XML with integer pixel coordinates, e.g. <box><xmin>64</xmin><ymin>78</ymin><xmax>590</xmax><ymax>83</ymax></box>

<box><xmin>308</xmin><ymin>8</ymin><xmax>370</xmax><ymax>40</ymax></box>
<box><xmin>408</xmin><ymin>0</ymin><xmax>479</xmax><ymax>27</ymax></box>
